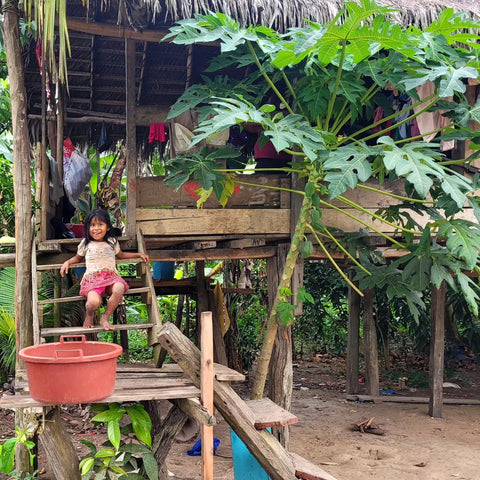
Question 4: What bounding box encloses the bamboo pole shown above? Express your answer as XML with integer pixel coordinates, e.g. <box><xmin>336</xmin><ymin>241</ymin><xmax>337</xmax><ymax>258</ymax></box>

<box><xmin>201</xmin><ymin>311</ymin><xmax>214</xmax><ymax>480</ymax></box>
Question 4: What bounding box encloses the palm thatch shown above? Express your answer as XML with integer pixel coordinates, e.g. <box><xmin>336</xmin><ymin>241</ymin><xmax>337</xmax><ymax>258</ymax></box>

<box><xmin>23</xmin><ymin>0</ymin><xmax>479</xmax><ymax>148</ymax></box>
<box><xmin>115</xmin><ymin>0</ymin><xmax>479</xmax><ymax>32</ymax></box>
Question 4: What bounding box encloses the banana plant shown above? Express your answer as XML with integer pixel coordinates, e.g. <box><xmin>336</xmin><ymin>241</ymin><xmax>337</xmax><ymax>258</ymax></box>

<box><xmin>163</xmin><ymin>0</ymin><xmax>480</xmax><ymax>397</ymax></box>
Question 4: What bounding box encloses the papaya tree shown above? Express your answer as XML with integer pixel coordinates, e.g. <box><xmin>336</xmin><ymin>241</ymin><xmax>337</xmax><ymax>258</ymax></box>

<box><xmin>163</xmin><ymin>0</ymin><xmax>480</xmax><ymax>398</ymax></box>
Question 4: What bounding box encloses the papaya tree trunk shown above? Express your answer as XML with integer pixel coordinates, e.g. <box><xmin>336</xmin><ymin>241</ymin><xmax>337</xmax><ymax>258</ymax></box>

<box><xmin>251</xmin><ymin>188</ymin><xmax>313</xmax><ymax>399</ymax></box>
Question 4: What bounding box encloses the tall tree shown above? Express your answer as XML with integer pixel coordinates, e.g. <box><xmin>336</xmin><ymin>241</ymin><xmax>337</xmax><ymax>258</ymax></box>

<box><xmin>163</xmin><ymin>1</ymin><xmax>480</xmax><ymax>398</ymax></box>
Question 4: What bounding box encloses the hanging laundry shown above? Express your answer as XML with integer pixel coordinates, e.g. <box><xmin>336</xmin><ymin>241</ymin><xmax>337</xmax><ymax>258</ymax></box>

<box><xmin>394</xmin><ymin>97</ymin><xmax>413</xmax><ymax>140</ymax></box>
<box><xmin>148</xmin><ymin>123</ymin><xmax>166</xmax><ymax>143</ymax></box>
<box><xmin>372</xmin><ymin>106</ymin><xmax>393</xmax><ymax>135</ymax></box>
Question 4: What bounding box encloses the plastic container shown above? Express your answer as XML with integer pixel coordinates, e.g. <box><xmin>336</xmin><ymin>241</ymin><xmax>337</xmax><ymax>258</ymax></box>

<box><xmin>230</xmin><ymin>429</ymin><xmax>271</xmax><ymax>480</ymax></box>
<box><xmin>18</xmin><ymin>335</ymin><xmax>122</xmax><ymax>404</ymax></box>
<box><xmin>69</xmin><ymin>224</ymin><xmax>85</xmax><ymax>238</ymax></box>
<box><xmin>152</xmin><ymin>261</ymin><xmax>175</xmax><ymax>280</ymax></box>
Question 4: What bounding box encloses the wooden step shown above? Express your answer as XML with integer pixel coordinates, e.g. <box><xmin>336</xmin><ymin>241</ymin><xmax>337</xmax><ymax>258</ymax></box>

<box><xmin>288</xmin><ymin>452</ymin><xmax>339</xmax><ymax>480</ymax></box>
<box><xmin>160</xmin><ymin>363</ymin><xmax>245</xmax><ymax>382</ymax></box>
<box><xmin>40</xmin><ymin>322</ymin><xmax>155</xmax><ymax>338</ymax></box>
<box><xmin>245</xmin><ymin>398</ymin><xmax>298</xmax><ymax>429</ymax></box>
<box><xmin>38</xmin><ymin>287</ymin><xmax>151</xmax><ymax>305</ymax></box>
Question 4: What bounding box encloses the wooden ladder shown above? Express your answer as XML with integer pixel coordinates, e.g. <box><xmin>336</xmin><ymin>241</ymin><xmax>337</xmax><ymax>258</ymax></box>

<box><xmin>33</xmin><ymin>230</ymin><xmax>163</xmax><ymax>363</ymax></box>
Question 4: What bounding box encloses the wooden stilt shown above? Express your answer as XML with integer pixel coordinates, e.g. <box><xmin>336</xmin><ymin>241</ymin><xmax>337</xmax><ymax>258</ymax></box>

<box><xmin>268</xmin><ymin>243</ymin><xmax>292</xmax><ymax>448</ymax></box>
<box><xmin>149</xmin><ymin>403</ymin><xmax>189</xmax><ymax>466</ymax></box>
<box><xmin>201</xmin><ymin>312</ymin><xmax>214</xmax><ymax>480</ymax></box>
<box><xmin>429</xmin><ymin>282</ymin><xmax>446</xmax><ymax>418</ymax></box>
<box><xmin>363</xmin><ymin>288</ymin><xmax>379</xmax><ymax>396</ymax></box>
<box><xmin>346</xmin><ymin>280</ymin><xmax>361</xmax><ymax>394</ymax></box>
<box><xmin>38</xmin><ymin>408</ymin><xmax>81</xmax><ymax>480</ymax></box>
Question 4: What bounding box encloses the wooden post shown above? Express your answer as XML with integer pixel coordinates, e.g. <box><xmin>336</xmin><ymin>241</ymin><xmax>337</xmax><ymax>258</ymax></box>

<box><xmin>38</xmin><ymin>408</ymin><xmax>81</xmax><ymax>480</ymax></box>
<box><xmin>346</xmin><ymin>280</ymin><xmax>361</xmax><ymax>394</ymax></box>
<box><xmin>3</xmin><ymin>5</ymin><xmax>35</xmax><ymax>472</ymax></box>
<box><xmin>201</xmin><ymin>312</ymin><xmax>214</xmax><ymax>480</ymax></box>
<box><xmin>268</xmin><ymin>243</ymin><xmax>292</xmax><ymax>448</ymax></box>
<box><xmin>429</xmin><ymin>282</ymin><xmax>446</xmax><ymax>418</ymax></box>
<box><xmin>363</xmin><ymin>288</ymin><xmax>379</xmax><ymax>396</ymax></box>
<box><xmin>196</xmin><ymin>261</ymin><xmax>209</xmax><ymax>343</ymax></box>
<box><xmin>125</xmin><ymin>38</ymin><xmax>137</xmax><ymax>245</ymax></box>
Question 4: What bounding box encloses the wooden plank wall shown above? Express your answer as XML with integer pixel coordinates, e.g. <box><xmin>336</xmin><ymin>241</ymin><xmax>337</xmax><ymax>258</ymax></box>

<box><xmin>136</xmin><ymin>177</ymin><xmax>479</xmax><ymax>237</ymax></box>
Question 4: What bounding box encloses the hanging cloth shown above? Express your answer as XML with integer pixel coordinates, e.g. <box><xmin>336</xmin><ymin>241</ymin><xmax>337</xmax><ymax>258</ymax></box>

<box><xmin>148</xmin><ymin>123</ymin><xmax>166</xmax><ymax>143</ymax></box>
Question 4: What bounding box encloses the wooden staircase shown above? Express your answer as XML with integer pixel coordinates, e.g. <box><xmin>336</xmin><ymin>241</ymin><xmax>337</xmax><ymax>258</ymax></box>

<box><xmin>33</xmin><ymin>230</ymin><xmax>163</xmax><ymax>363</ymax></box>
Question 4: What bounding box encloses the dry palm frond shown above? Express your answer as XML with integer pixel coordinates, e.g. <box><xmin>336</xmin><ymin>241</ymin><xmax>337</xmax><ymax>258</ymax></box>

<box><xmin>133</xmin><ymin>0</ymin><xmax>480</xmax><ymax>31</ymax></box>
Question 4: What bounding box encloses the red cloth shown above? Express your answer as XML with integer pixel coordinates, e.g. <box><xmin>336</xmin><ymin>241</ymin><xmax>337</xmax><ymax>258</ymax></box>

<box><xmin>63</xmin><ymin>138</ymin><xmax>76</xmax><ymax>159</ymax></box>
<box><xmin>148</xmin><ymin>123</ymin><xmax>166</xmax><ymax>143</ymax></box>
<box><xmin>372</xmin><ymin>107</ymin><xmax>393</xmax><ymax>135</ymax></box>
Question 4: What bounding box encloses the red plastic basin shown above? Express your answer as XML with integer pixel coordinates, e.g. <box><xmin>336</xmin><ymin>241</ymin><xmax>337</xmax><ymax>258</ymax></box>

<box><xmin>19</xmin><ymin>335</ymin><xmax>122</xmax><ymax>404</ymax></box>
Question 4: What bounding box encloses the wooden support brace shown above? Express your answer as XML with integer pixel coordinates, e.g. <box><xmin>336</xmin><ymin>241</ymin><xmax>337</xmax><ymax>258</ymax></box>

<box><xmin>289</xmin><ymin>452</ymin><xmax>339</xmax><ymax>480</ymax></box>
<box><xmin>172</xmin><ymin>397</ymin><xmax>216</xmax><ymax>426</ymax></box>
<box><xmin>38</xmin><ymin>407</ymin><xmax>81</xmax><ymax>480</ymax></box>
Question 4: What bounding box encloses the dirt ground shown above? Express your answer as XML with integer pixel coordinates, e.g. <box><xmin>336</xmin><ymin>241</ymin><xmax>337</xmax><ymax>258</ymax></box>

<box><xmin>1</xmin><ymin>355</ymin><xmax>480</xmax><ymax>480</ymax></box>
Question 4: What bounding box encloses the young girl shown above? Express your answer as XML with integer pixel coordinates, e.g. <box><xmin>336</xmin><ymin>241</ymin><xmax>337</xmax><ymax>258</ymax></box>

<box><xmin>60</xmin><ymin>209</ymin><xmax>149</xmax><ymax>331</ymax></box>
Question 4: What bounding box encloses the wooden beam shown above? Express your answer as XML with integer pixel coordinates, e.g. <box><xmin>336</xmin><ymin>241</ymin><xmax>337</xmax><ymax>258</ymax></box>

<box><xmin>289</xmin><ymin>452</ymin><xmax>339</xmax><ymax>480</ymax></box>
<box><xmin>346</xmin><ymin>278</ymin><xmax>361</xmax><ymax>395</ymax></box>
<box><xmin>66</xmin><ymin>18</ymin><xmax>218</xmax><ymax>46</ymax></box>
<box><xmin>67</xmin><ymin>18</ymin><xmax>171</xmax><ymax>43</ymax></box>
<box><xmin>245</xmin><ymin>398</ymin><xmax>298</xmax><ymax>429</ymax></box>
<box><xmin>429</xmin><ymin>282</ymin><xmax>446</xmax><ymax>418</ymax></box>
<box><xmin>136</xmin><ymin>208</ymin><xmax>291</xmax><ymax>236</ymax></box>
<box><xmin>201</xmin><ymin>312</ymin><xmax>214</xmax><ymax>480</ymax></box>
<box><xmin>346</xmin><ymin>394</ymin><xmax>480</xmax><ymax>405</ymax></box>
<box><xmin>363</xmin><ymin>288</ymin><xmax>379</xmax><ymax>396</ymax></box>
<box><xmin>173</xmin><ymin>397</ymin><xmax>216</xmax><ymax>426</ymax></box>
<box><xmin>38</xmin><ymin>408</ymin><xmax>81</xmax><ymax>480</ymax></box>
<box><xmin>125</xmin><ymin>38</ymin><xmax>137</xmax><ymax>244</ymax></box>
<box><xmin>147</xmin><ymin>246</ymin><xmax>278</xmax><ymax>261</ymax></box>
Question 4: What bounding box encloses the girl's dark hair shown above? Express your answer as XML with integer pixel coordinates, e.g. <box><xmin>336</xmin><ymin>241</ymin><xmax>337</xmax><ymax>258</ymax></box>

<box><xmin>83</xmin><ymin>209</ymin><xmax>121</xmax><ymax>246</ymax></box>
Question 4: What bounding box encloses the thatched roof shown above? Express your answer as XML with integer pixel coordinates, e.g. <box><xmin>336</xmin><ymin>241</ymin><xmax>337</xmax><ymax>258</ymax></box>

<box><xmin>119</xmin><ymin>0</ymin><xmax>479</xmax><ymax>31</ymax></box>
<box><xmin>24</xmin><ymin>0</ymin><xmax>479</xmax><ymax>148</ymax></box>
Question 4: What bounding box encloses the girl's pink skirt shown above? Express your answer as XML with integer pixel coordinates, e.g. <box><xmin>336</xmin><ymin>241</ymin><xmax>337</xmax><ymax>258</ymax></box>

<box><xmin>80</xmin><ymin>269</ymin><xmax>130</xmax><ymax>297</ymax></box>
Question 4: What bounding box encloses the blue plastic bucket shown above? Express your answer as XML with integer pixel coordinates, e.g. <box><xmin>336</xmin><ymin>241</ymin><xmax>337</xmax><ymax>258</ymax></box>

<box><xmin>152</xmin><ymin>261</ymin><xmax>175</xmax><ymax>280</ymax></box>
<box><xmin>230</xmin><ymin>429</ymin><xmax>271</xmax><ymax>480</ymax></box>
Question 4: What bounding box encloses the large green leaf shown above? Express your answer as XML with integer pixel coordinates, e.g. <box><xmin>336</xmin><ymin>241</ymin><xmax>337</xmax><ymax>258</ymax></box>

<box><xmin>125</xmin><ymin>404</ymin><xmax>152</xmax><ymax>448</ymax></box>
<box><xmin>437</xmin><ymin>219</ymin><xmax>480</xmax><ymax>270</ymax></box>
<box><xmin>323</xmin><ymin>144</ymin><xmax>375</xmax><ymax>198</ymax></box>
<box><xmin>379</xmin><ymin>137</ymin><xmax>447</xmax><ymax>198</ymax></box>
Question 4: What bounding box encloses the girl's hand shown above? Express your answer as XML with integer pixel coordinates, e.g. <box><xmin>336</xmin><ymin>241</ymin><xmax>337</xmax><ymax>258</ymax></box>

<box><xmin>60</xmin><ymin>261</ymin><xmax>70</xmax><ymax>277</ymax></box>
<box><xmin>139</xmin><ymin>253</ymin><xmax>150</xmax><ymax>263</ymax></box>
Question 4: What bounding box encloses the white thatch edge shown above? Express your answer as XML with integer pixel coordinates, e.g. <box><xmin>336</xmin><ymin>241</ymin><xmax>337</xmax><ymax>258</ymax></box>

<box><xmin>134</xmin><ymin>0</ymin><xmax>479</xmax><ymax>31</ymax></box>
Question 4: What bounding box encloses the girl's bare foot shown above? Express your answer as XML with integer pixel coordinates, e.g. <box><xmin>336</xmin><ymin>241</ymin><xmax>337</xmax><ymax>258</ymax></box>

<box><xmin>100</xmin><ymin>316</ymin><xmax>115</xmax><ymax>331</ymax></box>
<box><xmin>83</xmin><ymin>316</ymin><xmax>94</xmax><ymax>328</ymax></box>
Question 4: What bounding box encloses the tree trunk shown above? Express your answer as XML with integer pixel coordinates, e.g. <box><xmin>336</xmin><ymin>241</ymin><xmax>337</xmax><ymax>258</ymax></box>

<box><xmin>3</xmin><ymin>1</ymin><xmax>34</xmax><ymax>473</ymax></box>
<box><xmin>251</xmin><ymin>188</ymin><xmax>313</xmax><ymax>399</ymax></box>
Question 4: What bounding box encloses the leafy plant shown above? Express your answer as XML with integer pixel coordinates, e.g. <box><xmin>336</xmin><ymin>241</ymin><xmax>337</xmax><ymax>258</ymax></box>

<box><xmin>79</xmin><ymin>402</ymin><xmax>158</xmax><ymax>480</ymax></box>
<box><xmin>0</xmin><ymin>427</ymin><xmax>36</xmax><ymax>477</ymax></box>
<box><xmin>163</xmin><ymin>1</ymin><xmax>480</xmax><ymax>397</ymax></box>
